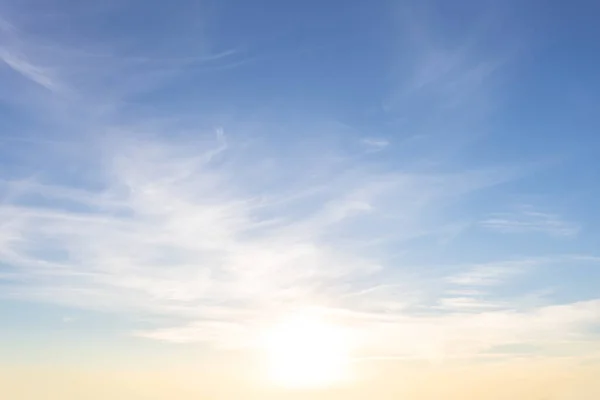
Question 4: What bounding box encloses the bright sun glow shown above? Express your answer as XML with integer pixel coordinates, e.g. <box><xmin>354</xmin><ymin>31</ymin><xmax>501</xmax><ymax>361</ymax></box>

<box><xmin>260</xmin><ymin>313</ymin><xmax>353</xmax><ymax>389</ymax></box>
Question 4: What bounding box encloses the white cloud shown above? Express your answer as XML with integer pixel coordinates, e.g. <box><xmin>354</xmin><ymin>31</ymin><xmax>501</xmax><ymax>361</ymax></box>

<box><xmin>361</xmin><ymin>138</ymin><xmax>390</xmax><ymax>152</ymax></box>
<box><xmin>133</xmin><ymin>298</ymin><xmax>600</xmax><ymax>362</ymax></box>
<box><xmin>447</xmin><ymin>259</ymin><xmax>539</xmax><ymax>287</ymax></box>
<box><xmin>481</xmin><ymin>208</ymin><xmax>580</xmax><ymax>237</ymax></box>
<box><xmin>0</xmin><ymin>6</ymin><xmax>246</xmax><ymax>116</ymax></box>
<box><xmin>0</xmin><ymin>134</ymin><xmax>598</xmax><ymax>361</ymax></box>
<box><xmin>385</xmin><ymin>1</ymin><xmax>513</xmax><ymax>117</ymax></box>
<box><xmin>357</xmin><ymin>299</ymin><xmax>600</xmax><ymax>361</ymax></box>
<box><xmin>438</xmin><ymin>296</ymin><xmax>504</xmax><ymax>310</ymax></box>
<box><xmin>0</xmin><ymin>49</ymin><xmax>60</xmax><ymax>91</ymax></box>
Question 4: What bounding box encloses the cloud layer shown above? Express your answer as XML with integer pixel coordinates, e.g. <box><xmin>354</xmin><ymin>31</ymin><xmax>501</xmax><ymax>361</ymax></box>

<box><xmin>1</xmin><ymin>0</ymin><xmax>599</xmax><ymax>364</ymax></box>
<box><xmin>1</xmin><ymin>133</ymin><xmax>598</xmax><ymax>361</ymax></box>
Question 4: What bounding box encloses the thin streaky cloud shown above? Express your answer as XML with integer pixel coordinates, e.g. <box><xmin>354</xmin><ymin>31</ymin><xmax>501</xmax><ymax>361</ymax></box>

<box><xmin>0</xmin><ymin>49</ymin><xmax>60</xmax><ymax>91</ymax></box>
<box><xmin>447</xmin><ymin>259</ymin><xmax>539</xmax><ymax>287</ymax></box>
<box><xmin>481</xmin><ymin>208</ymin><xmax>580</xmax><ymax>237</ymax></box>
<box><xmin>1</xmin><ymin>134</ymin><xmax>598</xmax><ymax>361</ymax></box>
<box><xmin>361</xmin><ymin>138</ymin><xmax>390</xmax><ymax>152</ymax></box>
<box><xmin>386</xmin><ymin>1</ymin><xmax>511</xmax><ymax>117</ymax></box>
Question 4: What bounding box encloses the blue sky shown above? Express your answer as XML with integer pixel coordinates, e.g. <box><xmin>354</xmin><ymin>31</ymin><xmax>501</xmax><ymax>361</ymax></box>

<box><xmin>1</xmin><ymin>0</ymin><xmax>600</xmax><ymax>383</ymax></box>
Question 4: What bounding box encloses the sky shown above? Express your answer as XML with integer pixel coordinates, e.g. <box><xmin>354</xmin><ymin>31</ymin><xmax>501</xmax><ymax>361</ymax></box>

<box><xmin>1</xmin><ymin>0</ymin><xmax>600</xmax><ymax>399</ymax></box>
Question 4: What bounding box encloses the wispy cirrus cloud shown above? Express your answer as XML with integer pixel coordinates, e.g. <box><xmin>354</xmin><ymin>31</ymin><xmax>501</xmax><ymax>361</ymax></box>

<box><xmin>361</xmin><ymin>138</ymin><xmax>390</xmax><ymax>152</ymax></box>
<box><xmin>0</xmin><ymin>132</ymin><xmax>509</xmax><ymax>312</ymax></box>
<box><xmin>447</xmin><ymin>259</ymin><xmax>540</xmax><ymax>287</ymax></box>
<box><xmin>386</xmin><ymin>1</ymin><xmax>513</xmax><ymax>117</ymax></box>
<box><xmin>1</xmin><ymin>134</ymin><xmax>599</xmax><ymax>360</ymax></box>
<box><xmin>0</xmin><ymin>12</ymin><xmax>61</xmax><ymax>92</ymax></box>
<box><xmin>358</xmin><ymin>298</ymin><xmax>600</xmax><ymax>361</ymax></box>
<box><xmin>0</xmin><ymin>3</ymin><xmax>248</xmax><ymax>117</ymax></box>
<box><xmin>481</xmin><ymin>207</ymin><xmax>580</xmax><ymax>237</ymax></box>
<box><xmin>0</xmin><ymin>48</ymin><xmax>60</xmax><ymax>91</ymax></box>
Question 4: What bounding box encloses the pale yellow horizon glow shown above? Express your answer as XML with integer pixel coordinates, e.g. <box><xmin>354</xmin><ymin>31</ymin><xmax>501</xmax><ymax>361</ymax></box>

<box><xmin>4</xmin><ymin>358</ymin><xmax>600</xmax><ymax>400</ymax></box>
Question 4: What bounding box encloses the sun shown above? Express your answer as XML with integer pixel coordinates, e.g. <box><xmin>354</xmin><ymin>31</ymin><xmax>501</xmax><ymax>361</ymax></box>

<box><xmin>259</xmin><ymin>313</ymin><xmax>353</xmax><ymax>389</ymax></box>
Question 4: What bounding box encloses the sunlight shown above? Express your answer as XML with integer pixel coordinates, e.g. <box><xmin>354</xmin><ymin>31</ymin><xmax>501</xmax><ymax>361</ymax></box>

<box><xmin>260</xmin><ymin>313</ymin><xmax>353</xmax><ymax>389</ymax></box>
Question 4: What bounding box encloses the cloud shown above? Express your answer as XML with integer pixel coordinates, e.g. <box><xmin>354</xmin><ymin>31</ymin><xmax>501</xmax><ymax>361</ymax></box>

<box><xmin>442</xmin><ymin>255</ymin><xmax>600</xmax><ymax>309</ymax></box>
<box><xmin>0</xmin><ymin>49</ymin><xmax>60</xmax><ymax>91</ymax></box>
<box><xmin>437</xmin><ymin>296</ymin><xmax>504</xmax><ymax>310</ymax></box>
<box><xmin>134</xmin><ymin>297</ymin><xmax>600</xmax><ymax>362</ymax></box>
<box><xmin>447</xmin><ymin>259</ymin><xmax>539</xmax><ymax>287</ymax></box>
<box><xmin>0</xmin><ymin>5</ymin><xmax>248</xmax><ymax>116</ymax></box>
<box><xmin>385</xmin><ymin>0</ymin><xmax>513</xmax><ymax>118</ymax></box>
<box><xmin>481</xmin><ymin>208</ymin><xmax>580</xmax><ymax>237</ymax></box>
<box><xmin>0</xmin><ymin>13</ymin><xmax>61</xmax><ymax>92</ymax></box>
<box><xmin>0</xmin><ymin>133</ymin><xmax>598</xmax><ymax>361</ymax></box>
<box><xmin>0</xmin><ymin>0</ymin><xmax>597</xmax><ymax>365</ymax></box>
<box><xmin>0</xmin><ymin>134</ymin><xmax>505</xmax><ymax>307</ymax></box>
<box><xmin>357</xmin><ymin>299</ymin><xmax>600</xmax><ymax>361</ymax></box>
<box><xmin>361</xmin><ymin>138</ymin><xmax>389</xmax><ymax>152</ymax></box>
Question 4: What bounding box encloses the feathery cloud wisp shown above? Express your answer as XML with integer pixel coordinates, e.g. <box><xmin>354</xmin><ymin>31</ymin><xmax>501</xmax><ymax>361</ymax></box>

<box><xmin>481</xmin><ymin>208</ymin><xmax>580</xmax><ymax>237</ymax></box>
<box><xmin>1</xmin><ymin>133</ymin><xmax>599</xmax><ymax>361</ymax></box>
